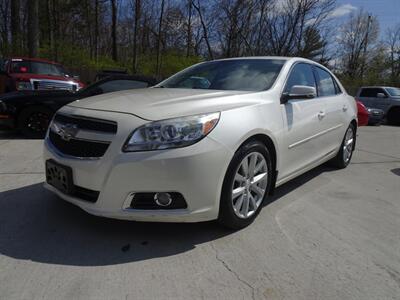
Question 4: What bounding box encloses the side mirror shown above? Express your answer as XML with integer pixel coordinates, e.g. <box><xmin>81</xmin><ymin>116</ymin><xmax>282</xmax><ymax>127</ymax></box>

<box><xmin>377</xmin><ymin>93</ymin><xmax>386</xmax><ymax>98</ymax></box>
<box><xmin>281</xmin><ymin>85</ymin><xmax>317</xmax><ymax>104</ymax></box>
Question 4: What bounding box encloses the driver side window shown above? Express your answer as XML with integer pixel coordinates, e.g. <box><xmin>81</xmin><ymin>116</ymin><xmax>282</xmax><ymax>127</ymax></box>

<box><xmin>284</xmin><ymin>63</ymin><xmax>316</xmax><ymax>94</ymax></box>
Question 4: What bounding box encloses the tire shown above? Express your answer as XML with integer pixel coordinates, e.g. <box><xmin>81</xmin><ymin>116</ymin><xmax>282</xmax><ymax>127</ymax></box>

<box><xmin>218</xmin><ymin>140</ymin><xmax>273</xmax><ymax>229</ymax></box>
<box><xmin>18</xmin><ymin>106</ymin><xmax>53</xmax><ymax>138</ymax></box>
<box><xmin>387</xmin><ymin>107</ymin><xmax>400</xmax><ymax>126</ymax></box>
<box><xmin>329</xmin><ymin>123</ymin><xmax>356</xmax><ymax>169</ymax></box>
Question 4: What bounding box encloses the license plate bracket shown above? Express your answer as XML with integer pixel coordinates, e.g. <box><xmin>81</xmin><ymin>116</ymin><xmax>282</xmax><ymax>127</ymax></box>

<box><xmin>46</xmin><ymin>160</ymin><xmax>74</xmax><ymax>195</ymax></box>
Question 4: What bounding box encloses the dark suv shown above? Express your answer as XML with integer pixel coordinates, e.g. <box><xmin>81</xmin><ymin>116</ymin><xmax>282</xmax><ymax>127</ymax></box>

<box><xmin>356</xmin><ymin>86</ymin><xmax>400</xmax><ymax>125</ymax></box>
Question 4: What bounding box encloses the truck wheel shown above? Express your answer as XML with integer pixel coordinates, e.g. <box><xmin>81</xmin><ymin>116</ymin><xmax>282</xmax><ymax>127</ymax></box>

<box><xmin>218</xmin><ymin>140</ymin><xmax>273</xmax><ymax>229</ymax></box>
<box><xmin>18</xmin><ymin>106</ymin><xmax>53</xmax><ymax>138</ymax></box>
<box><xmin>387</xmin><ymin>107</ymin><xmax>400</xmax><ymax>126</ymax></box>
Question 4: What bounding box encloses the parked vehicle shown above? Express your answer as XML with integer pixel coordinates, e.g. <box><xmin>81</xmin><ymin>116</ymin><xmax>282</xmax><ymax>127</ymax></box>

<box><xmin>0</xmin><ymin>75</ymin><xmax>156</xmax><ymax>137</ymax></box>
<box><xmin>366</xmin><ymin>107</ymin><xmax>384</xmax><ymax>125</ymax></box>
<box><xmin>356</xmin><ymin>101</ymin><xmax>369</xmax><ymax>126</ymax></box>
<box><xmin>356</xmin><ymin>86</ymin><xmax>400</xmax><ymax>125</ymax></box>
<box><xmin>43</xmin><ymin>57</ymin><xmax>357</xmax><ymax>229</ymax></box>
<box><xmin>0</xmin><ymin>57</ymin><xmax>85</xmax><ymax>94</ymax></box>
<box><xmin>95</xmin><ymin>68</ymin><xmax>128</xmax><ymax>81</ymax></box>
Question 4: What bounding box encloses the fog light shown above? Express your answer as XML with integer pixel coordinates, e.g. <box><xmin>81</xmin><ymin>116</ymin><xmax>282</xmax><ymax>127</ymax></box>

<box><xmin>154</xmin><ymin>192</ymin><xmax>172</xmax><ymax>207</ymax></box>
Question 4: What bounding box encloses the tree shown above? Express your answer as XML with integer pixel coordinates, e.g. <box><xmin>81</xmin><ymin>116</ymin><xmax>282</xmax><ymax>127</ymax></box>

<box><xmin>386</xmin><ymin>24</ymin><xmax>400</xmax><ymax>83</ymax></box>
<box><xmin>186</xmin><ymin>0</ymin><xmax>192</xmax><ymax>57</ymax></box>
<box><xmin>10</xmin><ymin>0</ymin><xmax>20</xmax><ymax>54</ymax></box>
<box><xmin>132</xmin><ymin>0</ymin><xmax>141</xmax><ymax>73</ymax></box>
<box><xmin>0</xmin><ymin>0</ymin><xmax>10</xmax><ymax>56</ymax></box>
<box><xmin>111</xmin><ymin>0</ymin><xmax>118</xmax><ymax>61</ymax></box>
<box><xmin>27</xmin><ymin>0</ymin><xmax>39</xmax><ymax>57</ymax></box>
<box><xmin>156</xmin><ymin>0</ymin><xmax>165</xmax><ymax>77</ymax></box>
<box><xmin>336</xmin><ymin>10</ymin><xmax>379</xmax><ymax>78</ymax></box>
<box><xmin>297</xmin><ymin>27</ymin><xmax>327</xmax><ymax>60</ymax></box>
<box><xmin>192</xmin><ymin>0</ymin><xmax>213</xmax><ymax>59</ymax></box>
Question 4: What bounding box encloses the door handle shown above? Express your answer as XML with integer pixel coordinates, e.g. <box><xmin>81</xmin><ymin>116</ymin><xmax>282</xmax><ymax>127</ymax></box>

<box><xmin>342</xmin><ymin>105</ymin><xmax>348</xmax><ymax>112</ymax></box>
<box><xmin>318</xmin><ymin>111</ymin><xmax>325</xmax><ymax>120</ymax></box>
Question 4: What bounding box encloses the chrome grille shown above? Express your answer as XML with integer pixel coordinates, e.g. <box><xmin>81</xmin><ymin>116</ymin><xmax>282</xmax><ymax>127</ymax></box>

<box><xmin>32</xmin><ymin>79</ymin><xmax>78</xmax><ymax>91</ymax></box>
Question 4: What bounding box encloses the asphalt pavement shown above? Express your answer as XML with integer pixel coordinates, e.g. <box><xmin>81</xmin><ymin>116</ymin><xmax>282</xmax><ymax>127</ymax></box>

<box><xmin>0</xmin><ymin>125</ymin><xmax>399</xmax><ymax>300</ymax></box>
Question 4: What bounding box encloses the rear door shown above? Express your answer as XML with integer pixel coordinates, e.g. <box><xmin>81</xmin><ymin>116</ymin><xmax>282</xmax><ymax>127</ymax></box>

<box><xmin>279</xmin><ymin>63</ymin><xmax>329</xmax><ymax>180</ymax></box>
<box><xmin>313</xmin><ymin>66</ymin><xmax>347</xmax><ymax>154</ymax></box>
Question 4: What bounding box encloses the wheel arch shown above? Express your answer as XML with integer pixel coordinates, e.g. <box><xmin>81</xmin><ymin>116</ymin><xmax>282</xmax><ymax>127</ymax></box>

<box><xmin>387</xmin><ymin>105</ymin><xmax>400</xmax><ymax>115</ymax></box>
<box><xmin>236</xmin><ymin>133</ymin><xmax>278</xmax><ymax>195</ymax></box>
<box><xmin>17</xmin><ymin>104</ymin><xmax>54</xmax><ymax>120</ymax></box>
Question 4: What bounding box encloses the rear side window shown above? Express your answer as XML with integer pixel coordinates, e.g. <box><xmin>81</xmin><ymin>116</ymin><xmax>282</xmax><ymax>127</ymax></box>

<box><xmin>284</xmin><ymin>63</ymin><xmax>316</xmax><ymax>93</ymax></box>
<box><xmin>315</xmin><ymin>67</ymin><xmax>336</xmax><ymax>97</ymax></box>
<box><xmin>359</xmin><ymin>88</ymin><xmax>387</xmax><ymax>97</ymax></box>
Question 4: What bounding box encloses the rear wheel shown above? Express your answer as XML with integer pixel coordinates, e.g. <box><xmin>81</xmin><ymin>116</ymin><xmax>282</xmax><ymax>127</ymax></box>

<box><xmin>18</xmin><ymin>106</ymin><xmax>53</xmax><ymax>138</ymax></box>
<box><xmin>330</xmin><ymin>123</ymin><xmax>356</xmax><ymax>169</ymax></box>
<box><xmin>218</xmin><ymin>140</ymin><xmax>272</xmax><ymax>229</ymax></box>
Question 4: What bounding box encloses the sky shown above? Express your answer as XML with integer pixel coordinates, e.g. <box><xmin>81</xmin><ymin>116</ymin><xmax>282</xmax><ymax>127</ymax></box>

<box><xmin>334</xmin><ymin>0</ymin><xmax>400</xmax><ymax>36</ymax></box>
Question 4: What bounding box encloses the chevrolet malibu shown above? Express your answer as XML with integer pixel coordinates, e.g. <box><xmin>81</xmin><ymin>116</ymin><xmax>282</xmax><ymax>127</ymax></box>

<box><xmin>43</xmin><ymin>57</ymin><xmax>357</xmax><ymax>229</ymax></box>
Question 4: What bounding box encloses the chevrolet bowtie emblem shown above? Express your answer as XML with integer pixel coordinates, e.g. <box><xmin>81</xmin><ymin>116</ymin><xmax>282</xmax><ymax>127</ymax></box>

<box><xmin>57</xmin><ymin>123</ymin><xmax>79</xmax><ymax>141</ymax></box>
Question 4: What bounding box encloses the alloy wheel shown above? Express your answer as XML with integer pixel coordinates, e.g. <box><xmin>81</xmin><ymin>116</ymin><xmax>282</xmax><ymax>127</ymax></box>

<box><xmin>231</xmin><ymin>152</ymin><xmax>268</xmax><ymax>219</ymax></box>
<box><xmin>343</xmin><ymin>127</ymin><xmax>354</xmax><ymax>163</ymax></box>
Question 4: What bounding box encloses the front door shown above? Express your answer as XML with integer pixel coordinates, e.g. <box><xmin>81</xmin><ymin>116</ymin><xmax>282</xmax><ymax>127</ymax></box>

<box><xmin>279</xmin><ymin>63</ymin><xmax>330</xmax><ymax>181</ymax></box>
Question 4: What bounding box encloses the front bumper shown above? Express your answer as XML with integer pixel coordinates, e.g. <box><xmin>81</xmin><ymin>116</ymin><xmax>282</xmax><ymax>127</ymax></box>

<box><xmin>43</xmin><ymin>107</ymin><xmax>233</xmax><ymax>222</ymax></box>
<box><xmin>368</xmin><ymin>110</ymin><xmax>384</xmax><ymax>123</ymax></box>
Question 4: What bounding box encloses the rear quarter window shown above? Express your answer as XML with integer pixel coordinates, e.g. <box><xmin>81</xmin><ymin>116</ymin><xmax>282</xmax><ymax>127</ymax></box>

<box><xmin>315</xmin><ymin>67</ymin><xmax>336</xmax><ymax>97</ymax></box>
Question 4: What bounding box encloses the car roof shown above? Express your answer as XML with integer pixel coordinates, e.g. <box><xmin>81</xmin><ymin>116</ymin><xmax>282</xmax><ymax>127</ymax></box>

<box><xmin>8</xmin><ymin>57</ymin><xmax>61</xmax><ymax>65</ymax></box>
<box><xmin>211</xmin><ymin>56</ymin><xmax>321</xmax><ymax>64</ymax></box>
<box><xmin>95</xmin><ymin>74</ymin><xmax>157</xmax><ymax>85</ymax></box>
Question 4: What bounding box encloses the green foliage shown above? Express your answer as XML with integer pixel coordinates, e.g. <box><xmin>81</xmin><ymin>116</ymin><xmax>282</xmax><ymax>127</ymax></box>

<box><xmin>37</xmin><ymin>44</ymin><xmax>201</xmax><ymax>81</ymax></box>
<box><xmin>39</xmin><ymin>43</ymin><xmax>124</xmax><ymax>70</ymax></box>
<box><xmin>134</xmin><ymin>52</ymin><xmax>201</xmax><ymax>78</ymax></box>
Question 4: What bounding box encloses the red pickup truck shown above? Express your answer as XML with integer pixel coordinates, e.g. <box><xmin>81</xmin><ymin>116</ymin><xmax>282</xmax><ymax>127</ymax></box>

<box><xmin>0</xmin><ymin>57</ymin><xmax>84</xmax><ymax>94</ymax></box>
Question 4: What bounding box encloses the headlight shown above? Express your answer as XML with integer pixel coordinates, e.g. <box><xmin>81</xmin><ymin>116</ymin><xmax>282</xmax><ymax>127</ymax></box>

<box><xmin>367</xmin><ymin>108</ymin><xmax>372</xmax><ymax>113</ymax></box>
<box><xmin>123</xmin><ymin>112</ymin><xmax>220</xmax><ymax>152</ymax></box>
<box><xmin>16</xmin><ymin>81</ymin><xmax>33</xmax><ymax>90</ymax></box>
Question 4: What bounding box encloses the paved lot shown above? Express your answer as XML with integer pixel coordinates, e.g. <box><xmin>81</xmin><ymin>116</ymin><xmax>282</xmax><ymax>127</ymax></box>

<box><xmin>0</xmin><ymin>126</ymin><xmax>399</xmax><ymax>300</ymax></box>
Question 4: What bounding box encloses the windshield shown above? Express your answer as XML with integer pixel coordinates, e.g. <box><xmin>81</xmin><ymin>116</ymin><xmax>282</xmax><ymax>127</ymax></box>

<box><xmin>160</xmin><ymin>59</ymin><xmax>286</xmax><ymax>92</ymax></box>
<box><xmin>386</xmin><ymin>87</ymin><xmax>400</xmax><ymax>97</ymax></box>
<box><xmin>10</xmin><ymin>60</ymin><xmax>66</xmax><ymax>76</ymax></box>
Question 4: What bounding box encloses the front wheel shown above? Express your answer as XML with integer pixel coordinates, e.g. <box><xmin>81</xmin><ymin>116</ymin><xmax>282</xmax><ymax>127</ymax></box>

<box><xmin>330</xmin><ymin>123</ymin><xmax>356</xmax><ymax>169</ymax></box>
<box><xmin>18</xmin><ymin>106</ymin><xmax>53</xmax><ymax>138</ymax></box>
<box><xmin>218</xmin><ymin>140</ymin><xmax>272</xmax><ymax>229</ymax></box>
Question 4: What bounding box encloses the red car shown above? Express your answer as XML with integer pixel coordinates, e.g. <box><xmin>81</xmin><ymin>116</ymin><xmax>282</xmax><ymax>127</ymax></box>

<box><xmin>356</xmin><ymin>100</ymin><xmax>369</xmax><ymax>126</ymax></box>
<box><xmin>0</xmin><ymin>57</ymin><xmax>84</xmax><ymax>93</ymax></box>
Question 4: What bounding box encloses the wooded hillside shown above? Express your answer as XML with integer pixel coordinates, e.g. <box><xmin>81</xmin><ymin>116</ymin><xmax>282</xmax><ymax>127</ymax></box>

<box><xmin>1</xmin><ymin>0</ymin><xmax>399</xmax><ymax>91</ymax></box>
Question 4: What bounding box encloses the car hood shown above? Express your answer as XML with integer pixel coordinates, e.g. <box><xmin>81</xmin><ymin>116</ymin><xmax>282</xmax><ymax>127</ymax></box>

<box><xmin>67</xmin><ymin>88</ymin><xmax>262</xmax><ymax>120</ymax></box>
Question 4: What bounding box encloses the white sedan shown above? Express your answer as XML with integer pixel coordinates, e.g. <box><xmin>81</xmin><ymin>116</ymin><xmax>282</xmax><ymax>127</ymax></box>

<box><xmin>43</xmin><ymin>57</ymin><xmax>357</xmax><ymax>229</ymax></box>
